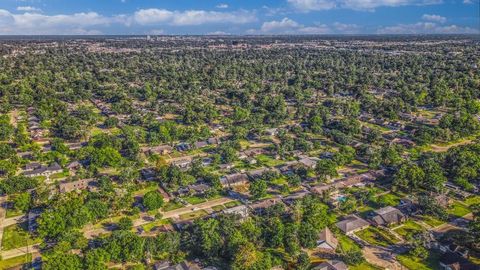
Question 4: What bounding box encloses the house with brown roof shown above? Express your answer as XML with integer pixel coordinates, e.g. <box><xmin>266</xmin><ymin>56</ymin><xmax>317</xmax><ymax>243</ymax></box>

<box><xmin>370</xmin><ymin>206</ymin><xmax>406</xmax><ymax>226</ymax></box>
<box><xmin>146</xmin><ymin>145</ymin><xmax>173</xmax><ymax>155</ymax></box>
<box><xmin>317</xmin><ymin>227</ymin><xmax>338</xmax><ymax>251</ymax></box>
<box><xmin>336</xmin><ymin>215</ymin><xmax>370</xmax><ymax>234</ymax></box>
<box><xmin>59</xmin><ymin>178</ymin><xmax>96</xmax><ymax>193</ymax></box>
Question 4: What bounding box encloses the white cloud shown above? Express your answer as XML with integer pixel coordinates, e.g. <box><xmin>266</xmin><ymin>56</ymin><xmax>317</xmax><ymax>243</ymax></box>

<box><xmin>133</xmin><ymin>9</ymin><xmax>256</xmax><ymax>26</ymax></box>
<box><xmin>216</xmin><ymin>3</ymin><xmax>229</xmax><ymax>8</ymax></box>
<box><xmin>260</xmin><ymin>17</ymin><xmax>301</xmax><ymax>32</ymax></box>
<box><xmin>0</xmin><ymin>8</ymin><xmax>256</xmax><ymax>34</ymax></box>
<box><xmin>377</xmin><ymin>22</ymin><xmax>479</xmax><ymax>34</ymax></box>
<box><xmin>463</xmin><ymin>0</ymin><xmax>473</xmax><ymax>4</ymax></box>
<box><xmin>422</xmin><ymin>14</ymin><xmax>446</xmax><ymax>23</ymax></box>
<box><xmin>0</xmin><ymin>10</ymin><xmax>111</xmax><ymax>34</ymax></box>
<box><xmin>287</xmin><ymin>0</ymin><xmax>336</xmax><ymax>11</ymax></box>
<box><xmin>16</xmin><ymin>6</ymin><xmax>41</xmax><ymax>12</ymax></box>
<box><xmin>248</xmin><ymin>17</ymin><xmax>332</xmax><ymax>34</ymax></box>
<box><xmin>207</xmin><ymin>31</ymin><xmax>230</xmax><ymax>35</ymax></box>
<box><xmin>288</xmin><ymin>0</ymin><xmax>442</xmax><ymax>11</ymax></box>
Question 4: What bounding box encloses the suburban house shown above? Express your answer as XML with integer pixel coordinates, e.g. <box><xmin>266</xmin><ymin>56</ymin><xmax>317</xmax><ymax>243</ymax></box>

<box><xmin>144</xmin><ymin>145</ymin><xmax>173</xmax><ymax>155</ymax></box>
<box><xmin>222</xmin><ymin>205</ymin><xmax>249</xmax><ymax>220</ymax></box>
<box><xmin>336</xmin><ymin>215</ymin><xmax>370</xmax><ymax>234</ymax></box>
<box><xmin>298</xmin><ymin>156</ymin><xmax>320</xmax><ymax>169</ymax></box>
<box><xmin>170</xmin><ymin>157</ymin><xmax>192</xmax><ymax>169</ymax></box>
<box><xmin>23</xmin><ymin>162</ymin><xmax>63</xmax><ymax>177</ymax></box>
<box><xmin>248</xmin><ymin>198</ymin><xmax>283</xmax><ymax>214</ymax></box>
<box><xmin>316</xmin><ymin>227</ymin><xmax>339</xmax><ymax>251</ymax></box>
<box><xmin>220</xmin><ymin>173</ymin><xmax>249</xmax><ymax>188</ymax></box>
<box><xmin>154</xmin><ymin>261</ymin><xmax>201</xmax><ymax>270</ymax></box>
<box><xmin>312</xmin><ymin>260</ymin><xmax>348</xmax><ymax>270</ymax></box>
<box><xmin>59</xmin><ymin>178</ymin><xmax>96</xmax><ymax>193</ymax></box>
<box><xmin>438</xmin><ymin>252</ymin><xmax>478</xmax><ymax>270</ymax></box>
<box><xmin>370</xmin><ymin>206</ymin><xmax>406</xmax><ymax>226</ymax></box>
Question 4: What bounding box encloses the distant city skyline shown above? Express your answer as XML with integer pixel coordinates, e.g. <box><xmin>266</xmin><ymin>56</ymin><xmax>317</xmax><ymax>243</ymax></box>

<box><xmin>0</xmin><ymin>0</ymin><xmax>478</xmax><ymax>35</ymax></box>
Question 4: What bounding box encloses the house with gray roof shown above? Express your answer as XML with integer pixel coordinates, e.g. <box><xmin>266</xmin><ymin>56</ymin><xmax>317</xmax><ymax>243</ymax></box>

<box><xmin>371</xmin><ymin>206</ymin><xmax>406</xmax><ymax>226</ymax></box>
<box><xmin>336</xmin><ymin>214</ymin><xmax>369</xmax><ymax>234</ymax></box>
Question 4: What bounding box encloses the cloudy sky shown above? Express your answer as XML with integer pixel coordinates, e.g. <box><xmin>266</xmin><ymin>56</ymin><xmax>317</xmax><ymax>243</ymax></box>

<box><xmin>0</xmin><ymin>0</ymin><xmax>478</xmax><ymax>35</ymax></box>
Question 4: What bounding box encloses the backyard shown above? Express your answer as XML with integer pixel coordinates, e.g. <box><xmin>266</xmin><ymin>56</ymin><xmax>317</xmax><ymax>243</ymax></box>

<box><xmin>355</xmin><ymin>227</ymin><xmax>400</xmax><ymax>247</ymax></box>
<box><xmin>393</xmin><ymin>220</ymin><xmax>425</xmax><ymax>240</ymax></box>
<box><xmin>1</xmin><ymin>223</ymin><xmax>41</xmax><ymax>250</ymax></box>
<box><xmin>397</xmin><ymin>250</ymin><xmax>442</xmax><ymax>270</ymax></box>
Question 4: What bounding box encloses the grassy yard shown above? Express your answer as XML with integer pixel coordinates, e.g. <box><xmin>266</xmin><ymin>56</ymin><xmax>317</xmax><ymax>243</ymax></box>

<box><xmin>142</xmin><ymin>219</ymin><xmax>171</xmax><ymax>233</ymax></box>
<box><xmin>5</xmin><ymin>206</ymin><xmax>23</xmax><ymax>218</ymax></box>
<box><xmin>224</xmin><ymin>201</ymin><xmax>242</xmax><ymax>208</ymax></box>
<box><xmin>184</xmin><ymin>196</ymin><xmax>207</xmax><ymax>205</ymax></box>
<box><xmin>1</xmin><ymin>223</ymin><xmax>41</xmax><ymax>250</ymax></box>
<box><xmin>419</xmin><ymin>215</ymin><xmax>445</xmax><ymax>228</ymax></box>
<box><xmin>393</xmin><ymin>220</ymin><xmax>424</xmax><ymax>240</ymax></box>
<box><xmin>212</xmin><ymin>205</ymin><xmax>225</xmax><ymax>211</ymax></box>
<box><xmin>447</xmin><ymin>201</ymin><xmax>471</xmax><ymax>218</ymax></box>
<box><xmin>397</xmin><ymin>250</ymin><xmax>442</xmax><ymax>270</ymax></box>
<box><xmin>49</xmin><ymin>171</ymin><xmax>70</xmax><ymax>180</ymax></box>
<box><xmin>350</xmin><ymin>262</ymin><xmax>383</xmax><ymax>270</ymax></box>
<box><xmin>162</xmin><ymin>201</ymin><xmax>184</xmax><ymax>212</ymax></box>
<box><xmin>256</xmin><ymin>154</ymin><xmax>284</xmax><ymax>167</ymax></box>
<box><xmin>337</xmin><ymin>233</ymin><xmax>361</xmax><ymax>252</ymax></box>
<box><xmin>374</xmin><ymin>193</ymin><xmax>401</xmax><ymax>207</ymax></box>
<box><xmin>0</xmin><ymin>254</ymin><xmax>32</xmax><ymax>270</ymax></box>
<box><xmin>465</xmin><ymin>195</ymin><xmax>480</xmax><ymax>207</ymax></box>
<box><xmin>179</xmin><ymin>209</ymin><xmax>208</xmax><ymax>220</ymax></box>
<box><xmin>355</xmin><ymin>227</ymin><xmax>400</xmax><ymax>247</ymax></box>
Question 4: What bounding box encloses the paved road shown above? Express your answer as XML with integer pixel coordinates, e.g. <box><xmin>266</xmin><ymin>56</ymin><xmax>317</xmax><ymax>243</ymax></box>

<box><xmin>0</xmin><ymin>245</ymin><xmax>40</xmax><ymax>260</ymax></box>
<box><xmin>1</xmin><ymin>215</ymin><xmax>26</xmax><ymax>228</ymax></box>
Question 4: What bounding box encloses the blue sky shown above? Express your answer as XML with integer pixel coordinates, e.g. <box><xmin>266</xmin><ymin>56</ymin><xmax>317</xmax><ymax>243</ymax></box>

<box><xmin>0</xmin><ymin>0</ymin><xmax>478</xmax><ymax>35</ymax></box>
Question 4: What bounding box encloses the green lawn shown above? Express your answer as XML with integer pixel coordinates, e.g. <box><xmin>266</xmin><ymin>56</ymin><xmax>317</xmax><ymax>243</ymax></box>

<box><xmin>0</xmin><ymin>254</ymin><xmax>32</xmax><ymax>270</ymax></box>
<box><xmin>256</xmin><ymin>154</ymin><xmax>284</xmax><ymax>167</ymax></box>
<box><xmin>374</xmin><ymin>193</ymin><xmax>401</xmax><ymax>207</ymax></box>
<box><xmin>1</xmin><ymin>223</ymin><xmax>41</xmax><ymax>251</ymax></box>
<box><xmin>5</xmin><ymin>207</ymin><xmax>23</xmax><ymax>218</ymax></box>
<box><xmin>162</xmin><ymin>201</ymin><xmax>184</xmax><ymax>212</ymax></box>
<box><xmin>397</xmin><ymin>250</ymin><xmax>442</xmax><ymax>270</ymax></box>
<box><xmin>179</xmin><ymin>209</ymin><xmax>208</xmax><ymax>220</ymax></box>
<box><xmin>224</xmin><ymin>201</ymin><xmax>242</xmax><ymax>208</ymax></box>
<box><xmin>212</xmin><ymin>205</ymin><xmax>225</xmax><ymax>211</ymax></box>
<box><xmin>393</xmin><ymin>220</ymin><xmax>424</xmax><ymax>240</ymax></box>
<box><xmin>350</xmin><ymin>262</ymin><xmax>383</xmax><ymax>270</ymax></box>
<box><xmin>142</xmin><ymin>219</ymin><xmax>171</xmax><ymax>233</ymax></box>
<box><xmin>337</xmin><ymin>233</ymin><xmax>361</xmax><ymax>252</ymax></box>
<box><xmin>49</xmin><ymin>171</ymin><xmax>70</xmax><ymax>180</ymax></box>
<box><xmin>447</xmin><ymin>201</ymin><xmax>471</xmax><ymax>218</ymax></box>
<box><xmin>355</xmin><ymin>227</ymin><xmax>399</xmax><ymax>247</ymax></box>
<box><xmin>465</xmin><ymin>196</ymin><xmax>480</xmax><ymax>207</ymax></box>
<box><xmin>184</xmin><ymin>196</ymin><xmax>207</xmax><ymax>205</ymax></box>
<box><xmin>419</xmin><ymin>215</ymin><xmax>445</xmax><ymax>228</ymax></box>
